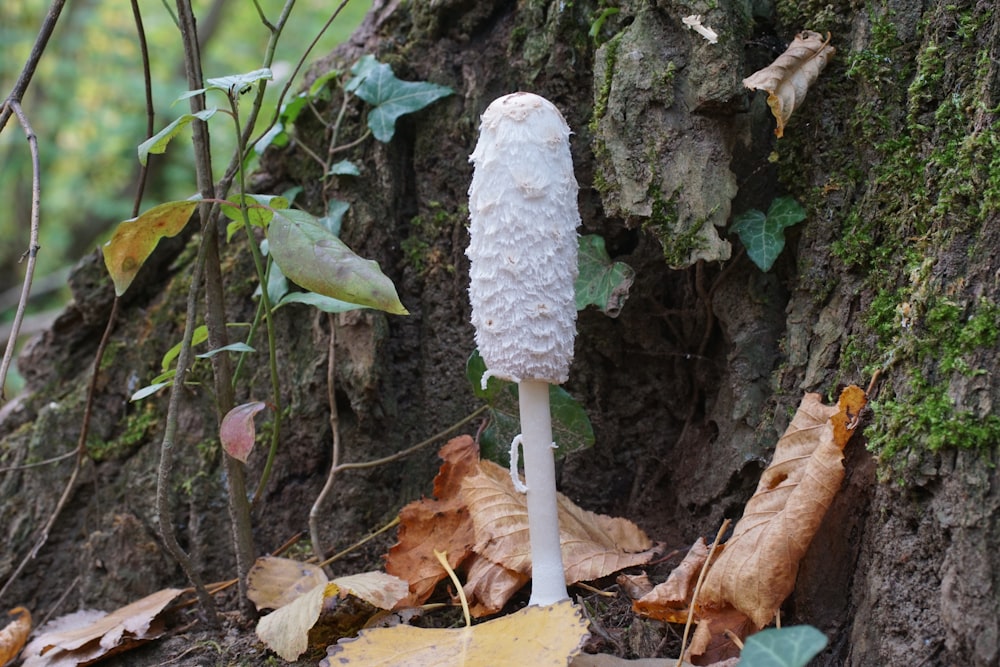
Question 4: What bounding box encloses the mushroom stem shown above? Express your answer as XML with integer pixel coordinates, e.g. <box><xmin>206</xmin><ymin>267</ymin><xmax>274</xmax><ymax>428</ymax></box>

<box><xmin>518</xmin><ymin>379</ymin><xmax>569</xmax><ymax>606</ymax></box>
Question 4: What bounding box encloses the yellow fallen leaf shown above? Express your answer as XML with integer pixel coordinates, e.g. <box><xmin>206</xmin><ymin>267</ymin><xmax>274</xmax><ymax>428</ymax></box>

<box><xmin>0</xmin><ymin>607</ymin><xmax>31</xmax><ymax>667</ymax></box>
<box><xmin>256</xmin><ymin>571</ymin><xmax>409</xmax><ymax>661</ymax></box>
<box><xmin>320</xmin><ymin>600</ymin><xmax>589</xmax><ymax>667</ymax></box>
<box><xmin>742</xmin><ymin>30</ymin><xmax>835</xmax><ymax>137</ymax></box>
<box><xmin>22</xmin><ymin>588</ymin><xmax>183</xmax><ymax>667</ymax></box>
<box><xmin>700</xmin><ymin>386</ymin><xmax>867</xmax><ymax>627</ymax></box>
<box><xmin>247</xmin><ymin>555</ymin><xmax>328</xmax><ymax>611</ymax></box>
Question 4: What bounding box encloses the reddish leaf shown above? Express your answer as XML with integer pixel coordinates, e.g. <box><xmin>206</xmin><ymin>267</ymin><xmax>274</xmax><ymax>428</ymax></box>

<box><xmin>220</xmin><ymin>401</ymin><xmax>268</xmax><ymax>463</ymax></box>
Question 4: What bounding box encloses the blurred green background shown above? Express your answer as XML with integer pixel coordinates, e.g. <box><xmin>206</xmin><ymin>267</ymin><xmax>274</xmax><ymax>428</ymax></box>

<box><xmin>1</xmin><ymin>0</ymin><xmax>371</xmax><ymax>394</ymax></box>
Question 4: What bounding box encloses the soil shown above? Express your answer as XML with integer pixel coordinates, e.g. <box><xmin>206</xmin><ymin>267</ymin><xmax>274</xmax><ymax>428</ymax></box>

<box><xmin>3</xmin><ymin>0</ymin><xmax>1000</xmax><ymax>666</ymax></box>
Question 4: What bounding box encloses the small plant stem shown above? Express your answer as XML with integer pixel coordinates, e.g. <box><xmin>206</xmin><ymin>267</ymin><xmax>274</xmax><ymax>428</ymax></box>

<box><xmin>227</xmin><ymin>103</ymin><xmax>283</xmax><ymax>508</ymax></box>
<box><xmin>518</xmin><ymin>379</ymin><xmax>569</xmax><ymax>606</ymax></box>
<box><xmin>310</xmin><ymin>314</ymin><xmax>339</xmax><ymax>560</ymax></box>
<box><xmin>155</xmin><ymin>228</ymin><xmax>217</xmax><ymax>624</ymax></box>
<box><xmin>318</xmin><ymin>516</ymin><xmax>400</xmax><ymax>569</ymax></box>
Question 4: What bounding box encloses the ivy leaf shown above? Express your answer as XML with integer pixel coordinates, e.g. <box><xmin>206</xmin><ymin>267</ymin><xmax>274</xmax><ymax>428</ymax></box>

<box><xmin>220</xmin><ymin>401</ymin><xmax>268</xmax><ymax>463</ymax></box>
<box><xmin>348</xmin><ymin>57</ymin><xmax>453</xmax><ymax>142</ymax></box>
<box><xmin>103</xmin><ymin>199</ymin><xmax>200</xmax><ymax>295</ymax></box>
<box><xmin>466</xmin><ymin>351</ymin><xmax>594</xmax><ymax>466</ymax></box>
<box><xmin>575</xmin><ymin>234</ymin><xmax>635</xmax><ymax>316</ymax></box>
<box><xmin>138</xmin><ymin>109</ymin><xmax>216</xmax><ymax>165</ymax></box>
<box><xmin>319</xmin><ymin>199</ymin><xmax>350</xmax><ymax>237</ymax></box>
<box><xmin>267</xmin><ymin>208</ymin><xmax>408</xmax><ymax>315</ymax></box>
<box><xmin>731</xmin><ymin>196</ymin><xmax>806</xmax><ymax>272</ymax></box>
<box><xmin>177</xmin><ymin>68</ymin><xmax>273</xmax><ymax>101</ymax></box>
<box><xmin>737</xmin><ymin>625</ymin><xmax>828</xmax><ymax>667</ymax></box>
<box><xmin>328</xmin><ymin>160</ymin><xmax>361</xmax><ymax>177</ymax></box>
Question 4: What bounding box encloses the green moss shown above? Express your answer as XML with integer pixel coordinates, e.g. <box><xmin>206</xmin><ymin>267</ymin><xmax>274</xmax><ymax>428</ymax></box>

<box><xmin>642</xmin><ymin>185</ymin><xmax>711</xmax><ymax>268</ymax></box>
<box><xmin>781</xmin><ymin>1</ymin><xmax>1000</xmax><ymax>473</ymax></box>
<box><xmin>589</xmin><ymin>30</ymin><xmax>623</xmax><ymax>136</ymax></box>
<box><xmin>88</xmin><ymin>403</ymin><xmax>158</xmax><ymax>462</ymax></box>
<box><xmin>859</xmin><ymin>295</ymin><xmax>1000</xmax><ymax>464</ymax></box>
<box><xmin>404</xmin><ymin>201</ymin><xmax>465</xmax><ymax>276</ymax></box>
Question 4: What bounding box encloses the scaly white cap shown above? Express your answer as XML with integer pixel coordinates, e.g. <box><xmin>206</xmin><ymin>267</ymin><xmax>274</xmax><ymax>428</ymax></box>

<box><xmin>467</xmin><ymin>92</ymin><xmax>580</xmax><ymax>386</ymax></box>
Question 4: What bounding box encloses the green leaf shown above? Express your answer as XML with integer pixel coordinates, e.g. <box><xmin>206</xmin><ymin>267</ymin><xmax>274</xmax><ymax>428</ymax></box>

<box><xmin>275</xmin><ymin>291</ymin><xmax>368</xmax><ymax>313</ymax></box>
<box><xmin>130</xmin><ymin>381</ymin><xmax>172</xmax><ymax>402</ymax></box>
<box><xmin>103</xmin><ymin>199</ymin><xmax>200</xmax><ymax>295</ymax></box>
<box><xmin>738</xmin><ymin>626</ymin><xmax>827</xmax><ymax>667</ymax></box>
<box><xmin>319</xmin><ymin>199</ymin><xmax>349</xmax><ymax>237</ymax></box>
<box><xmin>308</xmin><ymin>68</ymin><xmax>342</xmax><ymax>98</ymax></box>
<box><xmin>328</xmin><ymin>160</ymin><xmax>361</xmax><ymax>177</ymax></box>
<box><xmin>466</xmin><ymin>351</ymin><xmax>595</xmax><ymax>466</ymax></box>
<box><xmin>575</xmin><ymin>235</ymin><xmax>635</xmax><ymax>316</ymax></box>
<box><xmin>731</xmin><ymin>196</ymin><xmax>806</xmax><ymax>272</ymax></box>
<box><xmin>348</xmin><ymin>57</ymin><xmax>453</xmax><ymax>142</ymax></box>
<box><xmin>161</xmin><ymin>325</ymin><xmax>210</xmax><ymax>372</ymax></box>
<box><xmin>221</xmin><ymin>193</ymin><xmax>289</xmax><ymax>239</ymax></box>
<box><xmin>196</xmin><ymin>342</ymin><xmax>256</xmax><ymax>359</ymax></box>
<box><xmin>138</xmin><ymin>109</ymin><xmax>217</xmax><ymax>165</ymax></box>
<box><xmin>267</xmin><ymin>208</ymin><xmax>408</xmax><ymax>315</ymax></box>
<box><xmin>205</xmin><ymin>68</ymin><xmax>273</xmax><ymax>93</ymax></box>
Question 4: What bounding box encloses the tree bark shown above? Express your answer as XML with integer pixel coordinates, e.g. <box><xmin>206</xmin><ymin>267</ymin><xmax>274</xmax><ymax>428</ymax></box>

<box><xmin>1</xmin><ymin>0</ymin><xmax>998</xmax><ymax>665</ymax></box>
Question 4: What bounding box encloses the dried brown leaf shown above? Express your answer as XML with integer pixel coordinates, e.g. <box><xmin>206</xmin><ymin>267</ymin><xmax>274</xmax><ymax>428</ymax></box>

<box><xmin>247</xmin><ymin>556</ymin><xmax>328</xmax><ymax>611</ymax></box>
<box><xmin>700</xmin><ymin>386</ymin><xmax>867</xmax><ymax>627</ymax></box>
<box><xmin>743</xmin><ymin>30</ymin><xmax>835</xmax><ymax>137</ymax></box>
<box><xmin>256</xmin><ymin>572</ymin><xmax>410</xmax><ymax>661</ymax></box>
<box><xmin>462</xmin><ymin>459</ymin><xmax>657</xmax><ymax>584</ymax></box>
<box><xmin>22</xmin><ymin>588</ymin><xmax>183</xmax><ymax>667</ymax></box>
<box><xmin>0</xmin><ymin>607</ymin><xmax>31</xmax><ymax>667</ymax></box>
<box><xmin>462</xmin><ymin>552</ymin><xmax>529</xmax><ymax>617</ymax></box>
<box><xmin>634</xmin><ymin>538</ymin><xmax>709</xmax><ymax>616</ymax></box>
<box><xmin>384</xmin><ymin>436</ymin><xmax>479</xmax><ymax>606</ymax></box>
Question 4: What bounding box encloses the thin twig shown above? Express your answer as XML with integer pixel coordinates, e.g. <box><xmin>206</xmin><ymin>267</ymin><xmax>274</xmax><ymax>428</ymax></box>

<box><xmin>676</xmin><ymin>519</ymin><xmax>730</xmax><ymax>666</ymax></box>
<box><xmin>333</xmin><ymin>405</ymin><xmax>490</xmax><ymax>473</ymax></box>
<box><xmin>0</xmin><ymin>298</ymin><xmax>120</xmax><ymax>605</ymax></box>
<box><xmin>129</xmin><ymin>0</ymin><xmax>155</xmax><ymax>214</ymax></box>
<box><xmin>310</xmin><ymin>313</ymin><xmax>340</xmax><ymax>561</ymax></box>
<box><xmin>0</xmin><ymin>102</ymin><xmax>41</xmax><ymax>402</ymax></box>
<box><xmin>318</xmin><ymin>516</ymin><xmax>400</xmax><ymax>569</ymax></box>
<box><xmin>0</xmin><ymin>0</ymin><xmax>68</xmax><ymax>136</ymax></box>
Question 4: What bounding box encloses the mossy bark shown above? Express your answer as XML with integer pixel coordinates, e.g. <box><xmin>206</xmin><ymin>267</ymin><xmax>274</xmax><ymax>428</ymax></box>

<box><xmin>1</xmin><ymin>0</ymin><xmax>999</xmax><ymax>665</ymax></box>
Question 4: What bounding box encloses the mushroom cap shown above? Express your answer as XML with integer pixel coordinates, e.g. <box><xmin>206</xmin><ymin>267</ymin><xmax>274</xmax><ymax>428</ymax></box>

<box><xmin>466</xmin><ymin>92</ymin><xmax>579</xmax><ymax>385</ymax></box>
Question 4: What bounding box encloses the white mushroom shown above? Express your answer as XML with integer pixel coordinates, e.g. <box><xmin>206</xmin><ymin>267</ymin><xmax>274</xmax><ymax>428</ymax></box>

<box><xmin>467</xmin><ymin>92</ymin><xmax>580</xmax><ymax>606</ymax></box>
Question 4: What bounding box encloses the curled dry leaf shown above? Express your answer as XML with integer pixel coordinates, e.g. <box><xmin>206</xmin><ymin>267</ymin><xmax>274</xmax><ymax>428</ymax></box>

<box><xmin>699</xmin><ymin>385</ymin><xmax>867</xmax><ymax>627</ymax></box>
<box><xmin>385</xmin><ymin>436</ymin><xmax>657</xmax><ymax>616</ymax></box>
<box><xmin>247</xmin><ymin>555</ymin><xmax>328</xmax><ymax>611</ymax></box>
<box><xmin>384</xmin><ymin>436</ymin><xmax>480</xmax><ymax>606</ymax></box>
<box><xmin>255</xmin><ymin>571</ymin><xmax>409</xmax><ymax>661</ymax></box>
<box><xmin>0</xmin><ymin>607</ymin><xmax>31</xmax><ymax>667</ymax></box>
<box><xmin>219</xmin><ymin>401</ymin><xmax>268</xmax><ymax>463</ymax></box>
<box><xmin>632</xmin><ymin>537</ymin><xmax>709</xmax><ymax>621</ymax></box>
<box><xmin>22</xmin><ymin>588</ymin><xmax>183</xmax><ymax>667</ymax></box>
<box><xmin>461</xmin><ymin>457</ymin><xmax>658</xmax><ymax>613</ymax></box>
<box><xmin>743</xmin><ymin>30</ymin><xmax>835</xmax><ymax>137</ymax></box>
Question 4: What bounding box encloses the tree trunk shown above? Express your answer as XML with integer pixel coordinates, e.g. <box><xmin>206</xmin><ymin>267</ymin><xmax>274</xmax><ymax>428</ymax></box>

<box><xmin>2</xmin><ymin>0</ymin><xmax>998</xmax><ymax>665</ymax></box>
